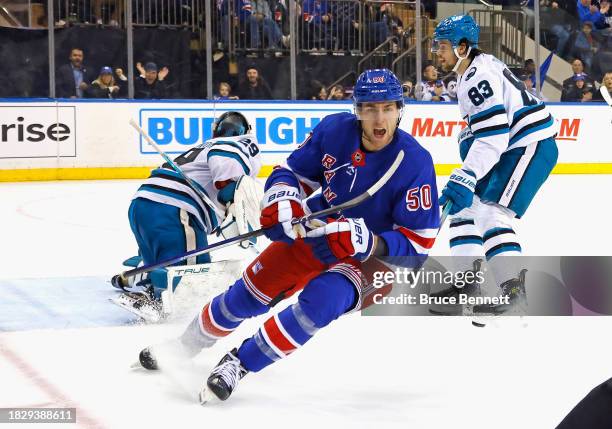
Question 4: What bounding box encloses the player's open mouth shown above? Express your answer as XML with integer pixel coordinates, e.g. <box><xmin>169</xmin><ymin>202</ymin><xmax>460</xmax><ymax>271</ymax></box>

<box><xmin>373</xmin><ymin>128</ymin><xmax>386</xmax><ymax>138</ymax></box>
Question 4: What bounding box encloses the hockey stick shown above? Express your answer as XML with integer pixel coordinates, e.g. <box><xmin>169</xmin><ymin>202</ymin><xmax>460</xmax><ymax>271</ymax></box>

<box><xmin>129</xmin><ymin>119</ymin><xmax>225</xmax><ymax>218</ymax></box>
<box><xmin>111</xmin><ymin>149</ymin><xmax>405</xmax><ymax>287</ymax></box>
<box><xmin>600</xmin><ymin>86</ymin><xmax>612</xmax><ymax>108</ymax></box>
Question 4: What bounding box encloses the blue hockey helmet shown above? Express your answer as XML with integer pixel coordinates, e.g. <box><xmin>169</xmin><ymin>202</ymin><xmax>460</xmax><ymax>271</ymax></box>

<box><xmin>353</xmin><ymin>68</ymin><xmax>404</xmax><ymax>107</ymax></box>
<box><xmin>213</xmin><ymin>111</ymin><xmax>251</xmax><ymax>138</ymax></box>
<box><xmin>432</xmin><ymin>14</ymin><xmax>480</xmax><ymax>52</ymax></box>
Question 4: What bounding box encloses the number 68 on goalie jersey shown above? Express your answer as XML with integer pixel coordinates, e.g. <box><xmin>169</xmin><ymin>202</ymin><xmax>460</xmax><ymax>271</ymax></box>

<box><xmin>457</xmin><ymin>54</ymin><xmax>556</xmax><ymax>181</ymax></box>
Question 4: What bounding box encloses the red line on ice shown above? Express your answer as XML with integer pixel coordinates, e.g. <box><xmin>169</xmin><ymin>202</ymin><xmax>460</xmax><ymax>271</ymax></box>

<box><xmin>0</xmin><ymin>339</ymin><xmax>108</xmax><ymax>429</ymax></box>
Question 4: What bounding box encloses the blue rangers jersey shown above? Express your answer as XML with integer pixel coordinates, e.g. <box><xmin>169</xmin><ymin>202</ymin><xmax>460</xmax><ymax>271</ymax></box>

<box><xmin>458</xmin><ymin>53</ymin><xmax>556</xmax><ymax>180</ymax></box>
<box><xmin>134</xmin><ymin>134</ymin><xmax>262</xmax><ymax>232</ymax></box>
<box><xmin>268</xmin><ymin>112</ymin><xmax>440</xmax><ymax>257</ymax></box>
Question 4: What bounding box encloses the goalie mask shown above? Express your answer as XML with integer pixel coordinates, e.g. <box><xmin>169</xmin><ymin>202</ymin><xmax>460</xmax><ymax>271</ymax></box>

<box><xmin>213</xmin><ymin>111</ymin><xmax>251</xmax><ymax>138</ymax></box>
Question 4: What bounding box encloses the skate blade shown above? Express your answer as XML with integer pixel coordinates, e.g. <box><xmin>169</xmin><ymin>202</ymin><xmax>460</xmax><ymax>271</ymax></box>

<box><xmin>199</xmin><ymin>387</ymin><xmax>219</xmax><ymax>406</ymax></box>
<box><xmin>109</xmin><ymin>295</ymin><xmax>163</xmax><ymax>323</ymax></box>
<box><xmin>471</xmin><ymin>315</ymin><xmax>529</xmax><ymax>328</ymax></box>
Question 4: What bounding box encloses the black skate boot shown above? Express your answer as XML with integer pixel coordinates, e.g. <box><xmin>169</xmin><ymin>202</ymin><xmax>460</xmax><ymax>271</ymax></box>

<box><xmin>473</xmin><ymin>269</ymin><xmax>528</xmax><ymax>316</ymax></box>
<box><xmin>200</xmin><ymin>348</ymin><xmax>248</xmax><ymax>404</ymax></box>
<box><xmin>429</xmin><ymin>259</ymin><xmax>484</xmax><ymax>316</ymax></box>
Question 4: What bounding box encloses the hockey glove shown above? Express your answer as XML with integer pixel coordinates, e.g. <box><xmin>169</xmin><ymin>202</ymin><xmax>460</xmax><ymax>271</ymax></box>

<box><xmin>218</xmin><ymin>176</ymin><xmax>264</xmax><ymax>248</ymax></box>
<box><xmin>439</xmin><ymin>168</ymin><xmax>477</xmax><ymax>215</ymax></box>
<box><xmin>457</xmin><ymin>127</ymin><xmax>475</xmax><ymax>161</ymax></box>
<box><xmin>260</xmin><ymin>184</ymin><xmax>304</xmax><ymax>243</ymax></box>
<box><xmin>304</xmin><ymin>218</ymin><xmax>374</xmax><ymax>264</ymax></box>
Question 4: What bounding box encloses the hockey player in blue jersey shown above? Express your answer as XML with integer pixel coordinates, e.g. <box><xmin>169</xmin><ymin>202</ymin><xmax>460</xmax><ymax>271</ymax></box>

<box><xmin>112</xmin><ymin>111</ymin><xmax>263</xmax><ymax>322</ymax></box>
<box><xmin>429</xmin><ymin>15</ymin><xmax>558</xmax><ymax>316</ymax></box>
<box><xmin>137</xmin><ymin>68</ymin><xmax>441</xmax><ymax>403</ymax></box>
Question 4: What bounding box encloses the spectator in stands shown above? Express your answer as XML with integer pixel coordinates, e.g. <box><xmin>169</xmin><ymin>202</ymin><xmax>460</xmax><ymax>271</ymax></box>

<box><xmin>541</xmin><ymin>0</ymin><xmax>576</xmax><ymax>59</ymax></box>
<box><xmin>114</xmin><ymin>67</ymin><xmax>128</xmax><ymax>95</ymax></box>
<box><xmin>562</xmin><ymin>58</ymin><xmax>596</xmax><ymax>100</ymax></box>
<box><xmin>562</xmin><ymin>72</ymin><xmax>595</xmax><ymax>101</ymax></box>
<box><xmin>268</xmin><ymin>0</ymin><xmax>289</xmax><ymax>36</ymax></box>
<box><xmin>135</xmin><ymin>62</ymin><xmax>169</xmax><ymax>99</ymax></box>
<box><xmin>593</xmin><ymin>70</ymin><xmax>612</xmax><ymax>100</ymax></box>
<box><xmin>56</xmin><ymin>48</ymin><xmax>95</xmax><ymax>98</ymax></box>
<box><xmin>442</xmin><ymin>72</ymin><xmax>458</xmax><ymax>101</ymax></box>
<box><xmin>85</xmin><ymin>66</ymin><xmax>121</xmax><ymax>98</ymax></box>
<box><xmin>415</xmin><ymin>64</ymin><xmax>451</xmax><ymax>102</ymax></box>
<box><xmin>524</xmin><ymin>59</ymin><xmax>536</xmax><ymax>81</ymax></box>
<box><xmin>214</xmin><ymin>82</ymin><xmax>239</xmax><ymax>100</ymax></box>
<box><xmin>573</xmin><ymin>21</ymin><xmax>600</xmax><ymax>70</ymax></box>
<box><xmin>237</xmin><ymin>66</ymin><xmax>273</xmax><ymax>99</ymax></box>
<box><xmin>219</xmin><ymin>0</ymin><xmax>253</xmax><ymax>50</ymax></box>
<box><xmin>519</xmin><ymin>71</ymin><xmax>546</xmax><ymax>100</ymax></box>
<box><xmin>331</xmin><ymin>1</ymin><xmax>360</xmax><ymax>51</ymax></box>
<box><xmin>304</xmin><ymin>80</ymin><xmax>327</xmax><ymax>100</ymax></box>
<box><xmin>327</xmin><ymin>84</ymin><xmax>346</xmax><ymax>100</ymax></box>
<box><xmin>366</xmin><ymin>3</ymin><xmax>405</xmax><ymax>49</ymax></box>
<box><xmin>301</xmin><ymin>0</ymin><xmax>333</xmax><ymax>50</ymax></box>
<box><xmin>249</xmin><ymin>0</ymin><xmax>285</xmax><ymax>53</ymax></box>
<box><xmin>577</xmin><ymin>0</ymin><xmax>609</xmax><ymax>30</ymax></box>
<box><xmin>402</xmin><ymin>80</ymin><xmax>414</xmax><ymax>100</ymax></box>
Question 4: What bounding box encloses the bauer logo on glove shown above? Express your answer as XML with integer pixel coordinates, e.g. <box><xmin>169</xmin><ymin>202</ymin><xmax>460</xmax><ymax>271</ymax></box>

<box><xmin>304</xmin><ymin>218</ymin><xmax>375</xmax><ymax>264</ymax></box>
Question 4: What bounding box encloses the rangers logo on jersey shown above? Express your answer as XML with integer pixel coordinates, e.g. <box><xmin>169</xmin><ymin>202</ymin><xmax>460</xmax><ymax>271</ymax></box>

<box><xmin>322</xmin><ymin>153</ymin><xmax>337</xmax><ymax>169</ymax></box>
<box><xmin>323</xmin><ymin>186</ymin><xmax>337</xmax><ymax>203</ymax></box>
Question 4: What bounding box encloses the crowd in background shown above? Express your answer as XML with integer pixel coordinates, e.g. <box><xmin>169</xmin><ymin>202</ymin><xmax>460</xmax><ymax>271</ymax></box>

<box><xmin>44</xmin><ymin>0</ymin><xmax>612</xmax><ymax>102</ymax></box>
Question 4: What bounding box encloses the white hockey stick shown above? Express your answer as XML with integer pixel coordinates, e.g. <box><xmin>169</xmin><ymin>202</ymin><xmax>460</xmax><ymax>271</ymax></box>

<box><xmin>600</xmin><ymin>86</ymin><xmax>612</xmax><ymax>107</ymax></box>
<box><xmin>130</xmin><ymin>119</ymin><xmax>225</xmax><ymax>218</ymax></box>
<box><xmin>111</xmin><ymin>149</ymin><xmax>405</xmax><ymax>287</ymax></box>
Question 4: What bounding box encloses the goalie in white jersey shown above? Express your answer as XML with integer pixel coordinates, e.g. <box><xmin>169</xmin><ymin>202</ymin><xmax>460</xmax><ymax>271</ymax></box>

<box><xmin>430</xmin><ymin>15</ymin><xmax>558</xmax><ymax>316</ymax></box>
<box><xmin>112</xmin><ymin>111</ymin><xmax>263</xmax><ymax>321</ymax></box>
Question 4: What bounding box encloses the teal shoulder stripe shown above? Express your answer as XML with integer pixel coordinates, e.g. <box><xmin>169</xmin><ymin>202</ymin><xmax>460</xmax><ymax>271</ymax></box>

<box><xmin>470</xmin><ymin>104</ymin><xmax>506</xmax><ymax>122</ymax></box>
<box><xmin>207</xmin><ymin>150</ymin><xmax>251</xmax><ymax>175</ymax></box>
<box><xmin>138</xmin><ymin>184</ymin><xmax>211</xmax><ymax>228</ymax></box>
<box><xmin>212</xmin><ymin>141</ymin><xmax>250</xmax><ymax>159</ymax></box>
<box><xmin>509</xmin><ymin>117</ymin><xmax>554</xmax><ymax>144</ymax></box>
<box><xmin>474</xmin><ymin>127</ymin><xmax>510</xmax><ymax>138</ymax></box>
<box><xmin>512</xmin><ymin>103</ymin><xmax>543</xmax><ymax>122</ymax></box>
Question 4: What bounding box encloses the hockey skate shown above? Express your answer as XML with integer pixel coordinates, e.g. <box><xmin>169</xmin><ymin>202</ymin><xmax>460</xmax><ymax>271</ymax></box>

<box><xmin>473</xmin><ymin>269</ymin><xmax>528</xmax><ymax>317</ymax></box>
<box><xmin>111</xmin><ymin>286</ymin><xmax>164</xmax><ymax>323</ymax></box>
<box><xmin>199</xmin><ymin>348</ymin><xmax>248</xmax><ymax>404</ymax></box>
<box><xmin>429</xmin><ymin>259</ymin><xmax>483</xmax><ymax>316</ymax></box>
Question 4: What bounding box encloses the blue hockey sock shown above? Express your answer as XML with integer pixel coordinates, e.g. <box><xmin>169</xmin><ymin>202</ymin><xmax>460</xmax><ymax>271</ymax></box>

<box><xmin>237</xmin><ymin>272</ymin><xmax>357</xmax><ymax>372</ymax></box>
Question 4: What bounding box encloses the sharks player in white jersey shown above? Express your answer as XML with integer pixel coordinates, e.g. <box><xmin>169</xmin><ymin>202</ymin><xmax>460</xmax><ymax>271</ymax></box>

<box><xmin>112</xmin><ymin>111</ymin><xmax>263</xmax><ymax>321</ymax></box>
<box><xmin>430</xmin><ymin>15</ymin><xmax>558</xmax><ymax>316</ymax></box>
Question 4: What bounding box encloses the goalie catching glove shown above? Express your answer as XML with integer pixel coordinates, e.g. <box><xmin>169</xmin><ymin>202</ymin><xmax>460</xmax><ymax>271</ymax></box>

<box><xmin>304</xmin><ymin>218</ymin><xmax>375</xmax><ymax>264</ymax></box>
<box><xmin>217</xmin><ymin>175</ymin><xmax>264</xmax><ymax>248</ymax></box>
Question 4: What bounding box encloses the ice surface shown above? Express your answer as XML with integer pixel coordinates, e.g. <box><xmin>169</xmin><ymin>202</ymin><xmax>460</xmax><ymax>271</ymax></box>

<box><xmin>0</xmin><ymin>176</ymin><xmax>610</xmax><ymax>429</ymax></box>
